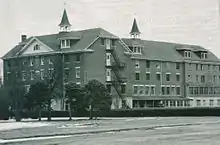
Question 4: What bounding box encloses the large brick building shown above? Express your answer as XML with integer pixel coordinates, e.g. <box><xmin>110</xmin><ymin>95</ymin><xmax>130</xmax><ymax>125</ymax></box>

<box><xmin>2</xmin><ymin>9</ymin><xmax>220</xmax><ymax>110</ymax></box>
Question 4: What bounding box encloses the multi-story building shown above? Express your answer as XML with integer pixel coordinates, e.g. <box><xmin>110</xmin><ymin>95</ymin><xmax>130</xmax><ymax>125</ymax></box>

<box><xmin>2</xmin><ymin>9</ymin><xmax>220</xmax><ymax>110</ymax></box>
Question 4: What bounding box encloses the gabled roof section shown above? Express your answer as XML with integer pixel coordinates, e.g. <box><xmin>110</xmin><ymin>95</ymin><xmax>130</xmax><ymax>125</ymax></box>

<box><xmin>2</xmin><ymin>27</ymin><xmax>120</xmax><ymax>59</ymax></box>
<box><xmin>59</xmin><ymin>9</ymin><xmax>71</xmax><ymax>27</ymax></box>
<box><xmin>122</xmin><ymin>38</ymin><xmax>220</xmax><ymax>62</ymax></box>
<box><xmin>130</xmin><ymin>18</ymin><xmax>141</xmax><ymax>35</ymax></box>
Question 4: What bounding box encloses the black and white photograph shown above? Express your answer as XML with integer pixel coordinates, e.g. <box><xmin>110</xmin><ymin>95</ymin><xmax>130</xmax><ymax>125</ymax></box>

<box><xmin>1</xmin><ymin>0</ymin><xmax>220</xmax><ymax>144</ymax></box>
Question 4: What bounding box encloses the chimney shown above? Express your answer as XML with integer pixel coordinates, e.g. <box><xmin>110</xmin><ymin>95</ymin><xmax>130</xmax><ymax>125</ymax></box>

<box><xmin>21</xmin><ymin>35</ymin><xmax>27</xmax><ymax>42</ymax></box>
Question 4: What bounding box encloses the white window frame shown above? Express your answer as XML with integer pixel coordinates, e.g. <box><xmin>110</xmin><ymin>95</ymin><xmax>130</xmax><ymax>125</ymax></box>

<box><xmin>75</xmin><ymin>67</ymin><xmax>80</xmax><ymax>79</ymax></box>
<box><xmin>184</xmin><ymin>51</ymin><xmax>191</xmax><ymax>58</ymax></box>
<box><xmin>176</xmin><ymin>73</ymin><xmax>180</xmax><ymax>81</ymax></box>
<box><xmin>201</xmin><ymin>52</ymin><xmax>208</xmax><ymax>59</ymax></box>
<box><xmin>33</xmin><ymin>44</ymin><xmax>40</xmax><ymax>51</ymax></box>
<box><xmin>40</xmin><ymin>69</ymin><xmax>44</xmax><ymax>80</ymax></box>
<box><xmin>146</xmin><ymin>72</ymin><xmax>151</xmax><ymax>81</ymax></box>
<box><xmin>133</xmin><ymin>85</ymin><xmax>138</xmax><ymax>96</ymax></box>
<box><xmin>106</xmin><ymin>53</ymin><xmax>111</xmax><ymax>66</ymax></box>
<box><xmin>61</xmin><ymin>39</ymin><xmax>71</xmax><ymax>48</ymax></box>
<box><xmin>30</xmin><ymin>58</ymin><xmax>34</xmax><ymax>66</ymax></box>
<box><xmin>40</xmin><ymin>56</ymin><xmax>44</xmax><ymax>65</ymax></box>
<box><xmin>22</xmin><ymin>71</ymin><xmax>26</xmax><ymax>81</ymax></box>
<box><xmin>166</xmin><ymin>72</ymin><xmax>171</xmax><ymax>82</ymax></box>
<box><xmin>176</xmin><ymin>86</ymin><xmax>181</xmax><ymax>96</ymax></box>
<box><xmin>106</xmin><ymin>39</ymin><xmax>111</xmax><ymax>50</ymax></box>
<box><xmin>145</xmin><ymin>85</ymin><xmax>150</xmax><ymax>96</ymax></box>
<box><xmin>150</xmin><ymin>85</ymin><xmax>156</xmax><ymax>95</ymax></box>
<box><xmin>138</xmin><ymin>85</ymin><xmax>145</xmax><ymax>96</ymax></box>
<box><xmin>135</xmin><ymin>60</ymin><xmax>140</xmax><ymax>68</ymax></box>
<box><xmin>30</xmin><ymin>70</ymin><xmax>34</xmax><ymax>80</ymax></box>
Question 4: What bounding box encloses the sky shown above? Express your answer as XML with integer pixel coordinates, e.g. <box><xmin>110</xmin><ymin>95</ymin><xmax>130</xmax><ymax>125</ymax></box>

<box><xmin>0</xmin><ymin>0</ymin><xmax>220</xmax><ymax>73</ymax></box>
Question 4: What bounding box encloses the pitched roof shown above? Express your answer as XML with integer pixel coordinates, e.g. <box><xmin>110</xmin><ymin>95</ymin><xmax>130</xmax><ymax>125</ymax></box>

<box><xmin>59</xmin><ymin>9</ymin><xmax>71</xmax><ymax>27</ymax></box>
<box><xmin>122</xmin><ymin>38</ymin><xmax>220</xmax><ymax>62</ymax></box>
<box><xmin>130</xmin><ymin>18</ymin><xmax>141</xmax><ymax>35</ymax></box>
<box><xmin>2</xmin><ymin>28</ymin><xmax>118</xmax><ymax>59</ymax></box>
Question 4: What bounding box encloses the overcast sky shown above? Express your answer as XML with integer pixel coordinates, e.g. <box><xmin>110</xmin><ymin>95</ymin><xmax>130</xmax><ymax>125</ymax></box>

<box><xmin>0</xmin><ymin>0</ymin><xmax>220</xmax><ymax>61</ymax></box>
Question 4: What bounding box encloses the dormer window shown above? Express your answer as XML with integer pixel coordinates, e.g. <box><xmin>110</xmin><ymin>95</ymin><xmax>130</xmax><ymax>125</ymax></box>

<box><xmin>61</xmin><ymin>39</ymin><xmax>71</xmax><ymax>48</ymax></box>
<box><xmin>33</xmin><ymin>44</ymin><xmax>40</xmax><ymax>51</ymax></box>
<box><xmin>184</xmin><ymin>51</ymin><xmax>191</xmax><ymax>58</ymax></box>
<box><xmin>201</xmin><ymin>52</ymin><xmax>208</xmax><ymax>59</ymax></box>
<box><xmin>130</xmin><ymin>46</ymin><xmax>142</xmax><ymax>54</ymax></box>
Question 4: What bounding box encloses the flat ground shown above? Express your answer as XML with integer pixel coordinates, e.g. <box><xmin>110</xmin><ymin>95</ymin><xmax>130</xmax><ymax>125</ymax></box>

<box><xmin>1</xmin><ymin>117</ymin><xmax>220</xmax><ymax>145</ymax></box>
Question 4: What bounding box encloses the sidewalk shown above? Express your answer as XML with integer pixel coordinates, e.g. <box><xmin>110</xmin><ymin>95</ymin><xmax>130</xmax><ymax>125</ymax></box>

<box><xmin>0</xmin><ymin>117</ymin><xmax>220</xmax><ymax>140</ymax></box>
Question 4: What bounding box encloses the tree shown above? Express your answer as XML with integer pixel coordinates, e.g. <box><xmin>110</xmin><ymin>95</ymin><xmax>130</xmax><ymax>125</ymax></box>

<box><xmin>44</xmin><ymin>54</ymin><xmax>63</xmax><ymax>121</ymax></box>
<box><xmin>84</xmin><ymin>80</ymin><xmax>112</xmax><ymax>119</ymax></box>
<box><xmin>65</xmin><ymin>82</ymin><xmax>84</xmax><ymax>120</ymax></box>
<box><xmin>6</xmin><ymin>57</ymin><xmax>26</xmax><ymax>121</ymax></box>
<box><xmin>24</xmin><ymin>82</ymin><xmax>49</xmax><ymax>121</ymax></box>
<box><xmin>0</xmin><ymin>88</ymin><xmax>10</xmax><ymax>120</ymax></box>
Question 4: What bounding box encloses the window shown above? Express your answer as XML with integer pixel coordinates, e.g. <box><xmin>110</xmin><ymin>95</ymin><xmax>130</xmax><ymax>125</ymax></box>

<box><xmin>61</xmin><ymin>39</ymin><xmax>71</xmax><ymax>48</ymax></box>
<box><xmin>176</xmin><ymin>74</ymin><xmax>180</xmax><ymax>81</ymax></box>
<box><xmin>213</xmin><ymin>75</ymin><xmax>216</xmax><ymax>82</ymax></box>
<box><xmin>121</xmin><ymin>84</ymin><xmax>126</xmax><ymax>94</ymax></box>
<box><xmin>209</xmin><ymin>99</ymin><xmax>214</xmax><ymax>106</ymax></box>
<box><xmin>201</xmin><ymin>75</ymin><xmax>205</xmax><ymax>83</ymax></box>
<box><xmin>64</xmin><ymin>69</ymin><xmax>69</xmax><ymax>81</ymax></box>
<box><xmin>139</xmin><ymin>86</ymin><xmax>144</xmax><ymax>95</ymax></box>
<box><xmin>48</xmin><ymin>68</ymin><xmax>54</xmax><ymax>79</ymax></box>
<box><xmin>23</xmin><ymin>60</ymin><xmax>27</xmax><ymax>66</ymax></box>
<box><xmin>76</xmin><ymin>54</ymin><xmax>80</xmax><ymax>62</ymax></box>
<box><xmin>133</xmin><ymin>86</ymin><xmax>138</xmax><ymax>95</ymax></box>
<box><xmin>101</xmin><ymin>38</ymin><xmax>105</xmax><ymax>45</ymax></box>
<box><xmin>199</xmin><ymin>87</ymin><xmax>204</xmax><ymax>94</ymax></box>
<box><xmin>176</xmin><ymin>86</ymin><xmax>181</xmax><ymax>95</ymax></box>
<box><xmin>75</xmin><ymin>67</ymin><xmax>80</xmax><ymax>78</ymax></box>
<box><xmin>176</xmin><ymin>63</ymin><xmax>180</xmax><ymax>69</ymax></box>
<box><xmin>196</xmin><ymin>75</ymin><xmax>199</xmax><ymax>82</ymax></box>
<box><xmin>189</xmin><ymin>87</ymin><xmax>193</xmax><ymax>94</ymax></box>
<box><xmin>40</xmin><ymin>56</ymin><xmax>44</xmax><ymax>65</ymax></box>
<box><xmin>30</xmin><ymin>70</ymin><xmax>34</xmax><ymax>80</ymax></box>
<box><xmin>33</xmin><ymin>44</ymin><xmax>40</xmax><ymax>50</ymax></box>
<box><xmin>170</xmin><ymin>101</ymin><xmax>176</xmax><ymax>107</ymax></box>
<box><xmin>208</xmin><ymin>65</ymin><xmax>210</xmax><ymax>70</ymax></box>
<box><xmin>156</xmin><ymin>63</ymin><xmax>160</xmax><ymax>69</ymax></box>
<box><xmin>145</xmin><ymin>85</ymin><xmax>150</xmax><ymax>95</ymax></box>
<box><xmin>146</xmin><ymin>72</ymin><xmax>150</xmax><ymax>80</ymax></box>
<box><xmin>22</xmin><ymin>72</ymin><xmax>26</xmax><ymax>81</ymax></box>
<box><xmin>196</xmin><ymin>100</ymin><xmax>201</xmax><ymax>107</ymax></box>
<box><xmin>188</xmin><ymin>63</ymin><xmax>192</xmax><ymax>69</ymax></box>
<box><xmin>196</xmin><ymin>64</ymin><xmax>199</xmax><ymax>70</ymax></box>
<box><xmin>111</xmin><ymin>39</ymin><xmax>116</xmax><ymax>47</ymax></box>
<box><xmin>171</xmin><ymin>86</ymin><xmax>175</xmax><ymax>96</ymax></box>
<box><xmin>150</xmin><ymin>86</ymin><xmax>155</xmax><ymax>95</ymax></box>
<box><xmin>135</xmin><ymin>60</ymin><xmax>139</xmax><ymax>68</ymax></box>
<box><xmin>146</xmin><ymin>60</ymin><xmax>150</xmax><ymax>68</ymax></box>
<box><xmin>64</xmin><ymin>55</ymin><xmax>70</xmax><ymax>62</ymax></box>
<box><xmin>200</xmin><ymin>64</ymin><xmax>204</xmax><ymax>70</ymax></box>
<box><xmin>49</xmin><ymin>57</ymin><xmax>53</xmax><ymax>64</ymax></box>
<box><xmin>30</xmin><ymin>57</ymin><xmax>34</xmax><ymax>66</ymax></box>
<box><xmin>217</xmin><ymin>99</ymin><xmax>220</xmax><ymax>106</ymax></box>
<box><xmin>161</xmin><ymin>86</ymin><xmax>165</xmax><ymax>95</ymax></box>
<box><xmin>201</xmin><ymin>52</ymin><xmax>208</xmax><ymax>59</ymax></box>
<box><xmin>166</xmin><ymin>86</ymin><xmax>170</xmax><ymax>95</ymax></box>
<box><xmin>133</xmin><ymin>46</ymin><xmax>142</xmax><ymax>54</ymax></box>
<box><xmin>204</xmin><ymin>87</ymin><xmax>208</xmax><ymax>94</ymax></box>
<box><xmin>156</xmin><ymin>73</ymin><xmax>161</xmax><ymax>81</ymax></box>
<box><xmin>184</xmin><ymin>51</ymin><xmax>191</xmax><ymax>58</ymax></box>
<box><xmin>166</xmin><ymin>73</ymin><xmax>171</xmax><ymax>81</ymax></box>
<box><xmin>24</xmin><ymin>85</ymin><xmax>30</xmax><ymax>93</ymax></box>
<box><xmin>40</xmin><ymin>69</ymin><xmax>44</xmax><ymax>80</ymax></box>
<box><xmin>135</xmin><ymin>72</ymin><xmax>140</xmax><ymax>80</ymax></box>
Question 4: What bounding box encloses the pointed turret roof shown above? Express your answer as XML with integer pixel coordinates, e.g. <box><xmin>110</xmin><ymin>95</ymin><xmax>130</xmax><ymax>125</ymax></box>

<box><xmin>130</xmin><ymin>18</ymin><xmax>141</xmax><ymax>35</ymax></box>
<box><xmin>59</xmin><ymin>9</ymin><xmax>71</xmax><ymax>27</ymax></box>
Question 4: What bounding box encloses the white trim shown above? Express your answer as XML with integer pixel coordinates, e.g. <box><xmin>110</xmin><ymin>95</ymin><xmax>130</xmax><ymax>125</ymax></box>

<box><xmin>16</xmin><ymin>37</ymin><xmax>53</xmax><ymax>55</ymax></box>
<box><xmin>84</xmin><ymin>36</ymin><xmax>100</xmax><ymax>50</ymax></box>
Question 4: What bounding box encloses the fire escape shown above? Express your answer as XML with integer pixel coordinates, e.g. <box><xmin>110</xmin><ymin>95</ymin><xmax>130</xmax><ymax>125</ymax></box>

<box><xmin>106</xmin><ymin>39</ymin><xmax>129</xmax><ymax>109</ymax></box>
